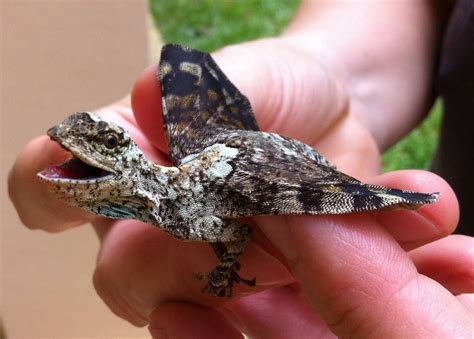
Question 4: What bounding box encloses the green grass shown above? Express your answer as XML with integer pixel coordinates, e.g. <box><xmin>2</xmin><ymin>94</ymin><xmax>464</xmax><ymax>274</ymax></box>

<box><xmin>149</xmin><ymin>0</ymin><xmax>441</xmax><ymax>171</ymax></box>
<box><xmin>150</xmin><ymin>0</ymin><xmax>299</xmax><ymax>52</ymax></box>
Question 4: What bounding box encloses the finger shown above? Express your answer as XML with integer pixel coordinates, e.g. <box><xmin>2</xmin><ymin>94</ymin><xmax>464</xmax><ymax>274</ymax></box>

<box><xmin>149</xmin><ymin>303</ymin><xmax>243</xmax><ymax>339</ymax></box>
<box><xmin>131</xmin><ymin>64</ymin><xmax>167</xmax><ymax>154</ymax></box>
<box><xmin>223</xmin><ymin>287</ymin><xmax>336</xmax><ymax>339</ymax></box>
<box><xmin>457</xmin><ymin>294</ymin><xmax>474</xmax><ymax>315</ymax></box>
<box><xmin>92</xmin><ymin>219</ymin><xmax>294</xmax><ymax>325</ymax></box>
<box><xmin>255</xmin><ymin>172</ymin><xmax>467</xmax><ymax>337</ymax></box>
<box><xmin>8</xmin><ymin>136</ymin><xmax>96</xmax><ymax>231</ymax></box>
<box><xmin>410</xmin><ymin>235</ymin><xmax>474</xmax><ymax>294</ymax></box>
<box><xmin>369</xmin><ymin>170</ymin><xmax>459</xmax><ymax>250</ymax></box>
<box><xmin>279</xmin><ymin>215</ymin><xmax>471</xmax><ymax>337</ymax></box>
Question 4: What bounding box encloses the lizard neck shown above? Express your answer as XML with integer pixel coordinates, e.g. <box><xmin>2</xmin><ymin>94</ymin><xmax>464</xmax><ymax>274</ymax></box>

<box><xmin>133</xmin><ymin>158</ymin><xmax>180</xmax><ymax>196</ymax></box>
<box><xmin>116</xmin><ymin>158</ymin><xmax>181</xmax><ymax>227</ymax></box>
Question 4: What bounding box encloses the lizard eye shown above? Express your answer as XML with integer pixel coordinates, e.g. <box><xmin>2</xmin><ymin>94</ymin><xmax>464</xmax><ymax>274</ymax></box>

<box><xmin>103</xmin><ymin>133</ymin><xmax>119</xmax><ymax>149</ymax></box>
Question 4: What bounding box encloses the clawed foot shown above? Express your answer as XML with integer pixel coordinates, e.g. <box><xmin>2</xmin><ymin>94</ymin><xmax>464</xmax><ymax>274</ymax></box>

<box><xmin>196</xmin><ymin>262</ymin><xmax>256</xmax><ymax>297</ymax></box>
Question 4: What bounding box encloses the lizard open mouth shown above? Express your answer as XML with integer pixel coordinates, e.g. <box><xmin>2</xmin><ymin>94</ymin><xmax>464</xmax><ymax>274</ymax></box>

<box><xmin>38</xmin><ymin>125</ymin><xmax>115</xmax><ymax>183</ymax></box>
<box><xmin>39</xmin><ymin>156</ymin><xmax>113</xmax><ymax>181</ymax></box>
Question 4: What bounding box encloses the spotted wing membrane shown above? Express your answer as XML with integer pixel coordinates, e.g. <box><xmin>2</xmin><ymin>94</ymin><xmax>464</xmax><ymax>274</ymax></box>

<box><xmin>217</xmin><ymin>132</ymin><xmax>439</xmax><ymax>217</ymax></box>
<box><xmin>157</xmin><ymin>44</ymin><xmax>439</xmax><ymax>215</ymax></box>
<box><xmin>158</xmin><ymin>44</ymin><xmax>259</xmax><ymax>166</ymax></box>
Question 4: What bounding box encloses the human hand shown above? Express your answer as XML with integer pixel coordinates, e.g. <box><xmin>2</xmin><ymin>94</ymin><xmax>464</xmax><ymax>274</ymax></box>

<box><xmin>9</xmin><ymin>38</ymin><xmax>470</xmax><ymax>337</ymax></box>
<box><xmin>137</xmin><ymin>40</ymin><xmax>473</xmax><ymax>337</ymax></box>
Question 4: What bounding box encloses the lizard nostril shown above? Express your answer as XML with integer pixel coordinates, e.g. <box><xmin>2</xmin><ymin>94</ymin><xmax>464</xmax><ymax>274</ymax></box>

<box><xmin>47</xmin><ymin>126</ymin><xmax>59</xmax><ymax>138</ymax></box>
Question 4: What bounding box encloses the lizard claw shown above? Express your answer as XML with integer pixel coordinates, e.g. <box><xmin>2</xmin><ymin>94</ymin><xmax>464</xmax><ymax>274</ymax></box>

<box><xmin>197</xmin><ymin>262</ymin><xmax>256</xmax><ymax>297</ymax></box>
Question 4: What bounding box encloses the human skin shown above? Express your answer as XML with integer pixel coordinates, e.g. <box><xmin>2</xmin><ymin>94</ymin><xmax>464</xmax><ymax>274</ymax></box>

<box><xmin>8</xmin><ymin>0</ymin><xmax>474</xmax><ymax>338</ymax></box>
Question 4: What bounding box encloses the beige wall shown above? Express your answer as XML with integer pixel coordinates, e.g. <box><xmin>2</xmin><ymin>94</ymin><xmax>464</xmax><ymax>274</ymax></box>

<box><xmin>1</xmin><ymin>0</ymin><xmax>159</xmax><ymax>336</ymax></box>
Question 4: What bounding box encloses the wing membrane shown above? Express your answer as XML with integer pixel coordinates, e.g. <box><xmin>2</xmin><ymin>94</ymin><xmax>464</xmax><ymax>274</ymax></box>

<box><xmin>158</xmin><ymin>44</ymin><xmax>259</xmax><ymax>165</ymax></box>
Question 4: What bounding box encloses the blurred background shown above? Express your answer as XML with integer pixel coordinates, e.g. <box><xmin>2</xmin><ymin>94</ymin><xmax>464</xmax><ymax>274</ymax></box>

<box><xmin>1</xmin><ymin>0</ymin><xmax>440</xmax><ymax>337</ymax></box>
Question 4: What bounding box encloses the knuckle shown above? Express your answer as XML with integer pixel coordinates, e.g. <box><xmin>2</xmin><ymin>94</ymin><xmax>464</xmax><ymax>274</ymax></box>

<box><xmin>93</xmin><ymin>264</ymin><xmax>148</xmax><ymax>326</ymax></box>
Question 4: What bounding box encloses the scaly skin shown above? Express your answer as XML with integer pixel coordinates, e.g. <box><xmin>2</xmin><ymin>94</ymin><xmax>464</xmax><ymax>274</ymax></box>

<box><xmin>38</xmin><ymin>45</ymin><xmax>438</xmax><ymax>297</ymax></box>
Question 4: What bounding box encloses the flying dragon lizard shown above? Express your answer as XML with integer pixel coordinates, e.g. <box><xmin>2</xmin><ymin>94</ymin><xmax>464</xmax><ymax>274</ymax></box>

<box><xmin>38</xmin><ymin>44</ymin><xmax>439</xmax><ymax>297</ymax></box>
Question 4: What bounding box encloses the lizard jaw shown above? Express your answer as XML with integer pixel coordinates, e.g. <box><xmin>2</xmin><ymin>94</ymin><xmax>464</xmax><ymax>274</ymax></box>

<box><xmin>38</xmin><ymin>137</ymin><xmax>115</xmax><ymax>184</ymax></box>
<box><xmin>38</xmin><ymin>154</ymin><xmax>114</xmax><ymax>183</ymax></box>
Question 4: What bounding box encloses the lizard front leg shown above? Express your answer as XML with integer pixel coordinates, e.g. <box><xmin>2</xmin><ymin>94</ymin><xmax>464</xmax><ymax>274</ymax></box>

<box><xmin>168</xmin><ymin>216</ymin><xmax>255</xmax><ymax>297</ymax></box>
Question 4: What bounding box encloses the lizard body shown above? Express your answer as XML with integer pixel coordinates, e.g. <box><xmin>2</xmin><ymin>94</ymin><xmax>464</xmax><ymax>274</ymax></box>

<box><xmin>39</xmin><ymin>44</ymin><xmax>438</xmax><ymax>297</ymax></box>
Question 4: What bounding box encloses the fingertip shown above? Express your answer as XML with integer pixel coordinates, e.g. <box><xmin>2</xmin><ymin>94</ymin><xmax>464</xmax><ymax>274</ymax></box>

<box><xmin>9</xmin><ymin>136</ymin><xmax>94</xmax><ymax>231</ymax></box>
<box><xmin>410</xmin><ymin>235</ymin><xmax>474</xmax><ymax>295</ymax></box>
<box><xmin>371</xmin><ymin>170</ymin><xmax>459</xmax><ymax>242</ymax></box>
<box><xmin>131</xmin><ymin>64</ymin><xmax>168</xmax><ymax>154</ymax></box>
<box><xmin>413</xmin><ymin>171</ymin><xmax>459</xmax><ymax>235</ymax></box>
<box><xmin>149</xmin><ymin>303</ymin><xmax>243</xmax><ymax>339</ymax></box>
<box><xmin>379</xmin><ymin>170</ymin><xmax>459</xmax><ymax>226</ymax></box>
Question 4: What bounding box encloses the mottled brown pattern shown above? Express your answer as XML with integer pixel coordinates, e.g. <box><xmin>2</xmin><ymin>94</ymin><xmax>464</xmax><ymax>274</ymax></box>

<box><xmin>39</xmin><ymin>45</ymin><xmax>439</xmax><ymax>298</ymax></box>
<box><xmin>159</xmin><ymin>44</ymin><xmax>259</xmax><ymax>166</ymax></box>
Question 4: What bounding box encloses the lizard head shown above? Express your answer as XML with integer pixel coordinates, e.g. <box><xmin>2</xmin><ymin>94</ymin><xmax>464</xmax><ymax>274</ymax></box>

<box><xmin>38</xmin><ymin>112</ymin><xmax>162</xmax><ymax>221</ymax></box>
